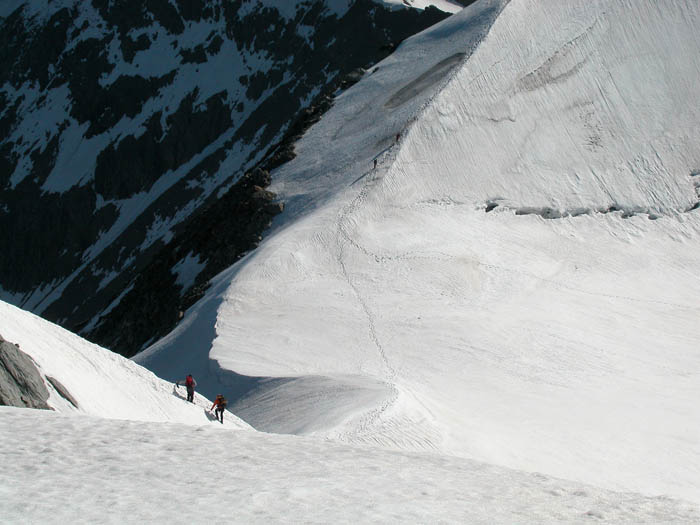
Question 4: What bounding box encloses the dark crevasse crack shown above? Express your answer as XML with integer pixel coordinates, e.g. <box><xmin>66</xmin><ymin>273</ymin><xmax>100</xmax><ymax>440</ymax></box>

<box><xmin>482</xmin><ymin>171</ymin><xmax>700</xmax><ymax>220</ymax></box>
<box><xmin>484</xmin><ymin>202</ymin><xmax>665</xmax><ymax>220</ymax></box>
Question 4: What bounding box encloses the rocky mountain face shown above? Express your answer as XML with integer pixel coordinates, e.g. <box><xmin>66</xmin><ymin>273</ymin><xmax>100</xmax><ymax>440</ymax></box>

<box><xmin>0</xmin><ymin>0</ymin><xmax>452</xmax><ymax>356</ymax></box>
<box><xmin>0</xmin><ymin>334</ymin><xmax>51</xmax><ymax>409</ymax></box>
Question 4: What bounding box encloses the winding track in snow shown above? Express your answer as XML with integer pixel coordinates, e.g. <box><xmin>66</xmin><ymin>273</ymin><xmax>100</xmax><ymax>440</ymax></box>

<box><xmin>334</xmin><ymin>147</ymin><xmax>400</xmax><ymax>440</ymax></box>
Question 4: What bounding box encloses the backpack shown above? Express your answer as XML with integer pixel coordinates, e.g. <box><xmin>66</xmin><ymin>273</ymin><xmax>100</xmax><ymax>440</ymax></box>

<box><xmin>219</xmin><ymin>396</ymin><xmax>227</xmax><ymax>408</ymax></box>
<box><xmin>185</xmin><ymin>376</ymin><xmax>194</xmax><ymax>387</ymax></box>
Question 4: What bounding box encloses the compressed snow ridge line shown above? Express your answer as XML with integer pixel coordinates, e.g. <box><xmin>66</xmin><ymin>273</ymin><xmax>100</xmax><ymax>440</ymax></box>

<box><xmin>379</xmin><ymin>0</ymin><xmax>465</xmax><ymax>14</ymax></box>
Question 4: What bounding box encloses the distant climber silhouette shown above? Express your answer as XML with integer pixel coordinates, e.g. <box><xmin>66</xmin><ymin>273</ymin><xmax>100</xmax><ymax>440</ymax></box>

<box><xmin>211</xmin><ymin>394</ymin><xmax>227</xmax><ymax>424</ymax></box>
<box><xmin>175</xmin><ymin>374</ymin><xmax>197</xmax><ymax>403</ymax></box>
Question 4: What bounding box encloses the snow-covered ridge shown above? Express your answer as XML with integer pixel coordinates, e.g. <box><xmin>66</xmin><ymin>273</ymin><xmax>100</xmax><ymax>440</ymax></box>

<box><xmin>380</xmin><ymin>0</ymin><xmax>465</xmax><ymax>13</ymax></box>
<box><xmin>0</xmin><ymin>299</ymin><xmax>250</xmax><ymax>428</ymax></box>
<box><xmin>141</xmin><ymin>0</ymin><xmax>700</xmax><ymax>505</ymax></box>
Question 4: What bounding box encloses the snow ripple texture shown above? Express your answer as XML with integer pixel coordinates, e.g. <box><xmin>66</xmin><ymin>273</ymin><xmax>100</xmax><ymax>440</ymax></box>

<box><xmin>2</xmin><ymin>407</ymin><xmax>699</xmax><ymax>524</ymax></box>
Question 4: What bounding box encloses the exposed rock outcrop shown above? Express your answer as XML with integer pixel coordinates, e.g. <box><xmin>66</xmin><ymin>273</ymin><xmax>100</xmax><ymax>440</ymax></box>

<box><xmin>0</xmin><ymin>334</ymin><xmax>51</xmax><ymax>410</ymax></box>
<box><xmin>46</xmin><ymin>376</ymin><xmax>79</xmax><ymax>409</ymax></box>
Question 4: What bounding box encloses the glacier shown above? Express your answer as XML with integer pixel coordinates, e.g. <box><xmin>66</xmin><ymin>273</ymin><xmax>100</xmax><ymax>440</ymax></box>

<box><xmin>137</xmin><ymin>0</ymin><xmax>700</xmax><ymax>504</ymax></box>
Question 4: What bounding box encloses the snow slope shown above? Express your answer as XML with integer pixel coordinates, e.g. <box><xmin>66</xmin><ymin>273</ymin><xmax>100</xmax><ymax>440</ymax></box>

<box><xmin>0</xmin><ymin>299</ymin><xmax>249</xmax><ymax>428</ymax></box>
<box><xmin>139</xmin><ymin>0</ymin><xmax>700</xmax><ymax>505</ymax></box>
<box><xmin>2</xmin><ymin>406</ymin><xmax>698</xmax><ymax>523</ymax></box>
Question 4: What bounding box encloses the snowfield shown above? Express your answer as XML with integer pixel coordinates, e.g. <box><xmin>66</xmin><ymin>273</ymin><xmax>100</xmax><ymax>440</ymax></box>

<box><xmin>138</xmin><ymin>0</ymin><xmax>700</xmax><ymax>508</ymax></box>
<box><xmin>2</xmin><ymin>406</ymin><xmax>698</xmax><ymax>523</ymax></box>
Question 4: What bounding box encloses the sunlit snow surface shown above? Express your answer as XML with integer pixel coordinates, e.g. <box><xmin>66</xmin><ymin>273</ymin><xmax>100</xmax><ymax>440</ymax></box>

<box><xmin>2</xmin><ymin>407</ymin><xmax>699</xmax><ymax>523</ymax></box>
<box><xmin>380</xmin><ymin>0</ymin><xmax>465</xmax><ymax>14</ymax></box>
<box><xmin>138</xmin><ymin>0</ymin><xmax>700</xmax><ymax>507</ymax></box>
